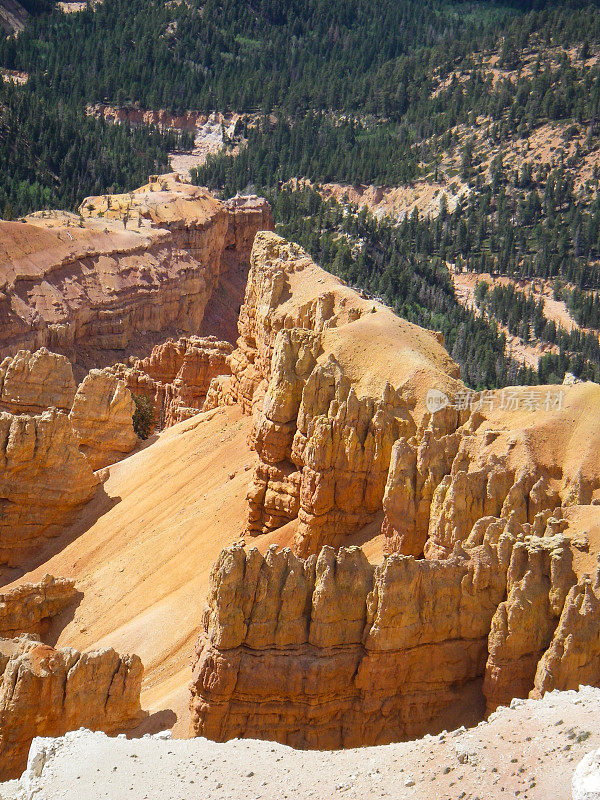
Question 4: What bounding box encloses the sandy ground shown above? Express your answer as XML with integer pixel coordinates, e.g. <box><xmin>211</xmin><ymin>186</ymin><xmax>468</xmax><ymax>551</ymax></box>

<box><xmin>452</xmin><ymin>270</ymin><xmax>577</xmax><ymax>330</ymax></box>
<box><xmin>170</xmin><ymin>117</ymin><xmax>242</xmax><ymax>179</ymax></box>
<box><xmin>4</xmin><ymin>405</ymin><xmax>256</xmax><ymax>737</ymax></box>
<box><xmin>57</xmin><ymin>0</ymin><xmax>101</xmax><ymax>12</ymax></box>
<box><xmin>3</xmin><ymin>688</ymin><xmax>600</xmax><ymax>800</ymax></box>
<box><xmin>286</xmin><ymin>178</ymin><xmax>470</xmax><ymax>221</ymax></box>
<box><xmin>0</xmin><ymin>69</ymin><xmax>27</xmax><ymax>84</ymax></box>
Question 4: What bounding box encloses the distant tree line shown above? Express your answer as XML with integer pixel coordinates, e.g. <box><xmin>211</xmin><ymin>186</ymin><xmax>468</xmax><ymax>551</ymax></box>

<box><xmin>0</xmin><ymin>80</ymin><xmax>193</xmax><ymax>218</ymax></box>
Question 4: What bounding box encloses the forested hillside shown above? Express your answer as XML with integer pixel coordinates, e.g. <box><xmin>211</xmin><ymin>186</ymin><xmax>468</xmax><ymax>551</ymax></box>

<box><xmin>2</xmin><ymin>0</ymin><xmax>600</xmax><ymax>386</ymax></box>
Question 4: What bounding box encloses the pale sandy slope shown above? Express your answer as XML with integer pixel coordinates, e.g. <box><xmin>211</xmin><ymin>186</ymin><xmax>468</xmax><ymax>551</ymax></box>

<box><xmin>5</xmin><ymin>406</ymin><xmax>255</xmax><ymax>737</ymax></box>
<box><xmin>5</xmin><ymin>688</ymin><xmax>600</xmax><ymax>800</ymax></box>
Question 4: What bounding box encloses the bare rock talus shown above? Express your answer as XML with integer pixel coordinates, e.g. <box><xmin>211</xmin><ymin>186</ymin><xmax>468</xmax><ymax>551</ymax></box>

<box><xmin>0</xmin><ymin>348</ymin><xmax>76</xmax><ymax>414</ymax></box>
<box><xmin>0</xmin><ymin>635</ymin><xmax>143</xmax><ymax>779</ymax></box>
<box><xmin>69</xmin><ymin>369</ymin><xmax>138</xmax><ymax>469</ymax></box>
<box><xmin>0</xmin><ymin>409</ymin><xmax>99</xmax><ymax>566</ymax></box>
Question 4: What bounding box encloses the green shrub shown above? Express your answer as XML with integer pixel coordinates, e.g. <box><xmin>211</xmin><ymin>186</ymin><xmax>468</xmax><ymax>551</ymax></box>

<box><xmin>132</xmin><ymin>394</ymin><xmax>154</xmax><ymax>440</ymax></box>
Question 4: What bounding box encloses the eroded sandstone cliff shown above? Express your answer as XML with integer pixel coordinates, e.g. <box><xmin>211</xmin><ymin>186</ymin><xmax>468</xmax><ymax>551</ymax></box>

<box><xmin>218</xmin><ymin>231</ymin><xmax>461</xmax><ymax>554</ymax></box>
<box><xmin>190</xmin><ymin>533</ymin><xmax>517</xmax><ymax>746</ymax></box>
<box><xmin>0</xmin><ymin>409</ymin><xmax>99</xmax><ymax>567</ymax></box>
<box><xmin>69</xmin><ymin>369</ymin><xmax>138</xmax><ymax>469</ymax></box>
<box><xmin>108</xmin><ymin>335</ymin><xmax>233</xmax><ymax>430</ymax></box>
<box><xmin>4</xmin><ymin>192</ymin><xmax>600</xmax><ymax>768</ymax></box>
<box><xmin>189</xmin><ymin>231</ymin><xmax>600</xmax><ymax>748</ymax></box>
<box><xmin>0</xmin><ymin>173</ymin><xmax>272</xmax><ymax>368</ymax></box>
<box><xmin>532</xmin><ymin>569</ymin><xmax>600</xmax><ymax>698</ymax></box>
<box><xmin>0</xmin><ymin>348</ymin><xmax>76</xmax><ymax>414</ymax></box>
<box><xmin>0</xmin><ymin>635</ymin><xmax>143</xmax><ymax>779</ymax></box>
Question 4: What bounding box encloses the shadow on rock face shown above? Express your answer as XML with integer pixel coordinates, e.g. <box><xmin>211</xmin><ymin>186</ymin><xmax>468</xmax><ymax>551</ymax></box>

<box><xmin>129</xmin><ymin>708</ymin><xmax>178</xmax><ymax>738</ymax></box>
<box><xmin>41</xmin><ymin>589</ymin><xmax>84</xmax><ymax>648</ymax></box>
<box><xmin>0</xmin><ymin>484</ymin><xmax>122</xmax><ymax>589</ymax></box>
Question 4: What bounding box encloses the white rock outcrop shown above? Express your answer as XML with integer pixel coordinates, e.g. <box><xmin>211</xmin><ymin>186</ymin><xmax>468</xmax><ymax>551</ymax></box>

<box><xmin>573</xmin><ymin>747</ymin><xmax>600</xmax><ymax>800</ymax></box>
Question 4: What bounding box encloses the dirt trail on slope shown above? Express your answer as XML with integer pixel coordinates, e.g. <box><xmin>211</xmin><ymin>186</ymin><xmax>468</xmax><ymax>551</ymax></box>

<box><xmin>5</xmin><ymin>405</ymin><xmax>255</xmax><ymax>737</ymax></box>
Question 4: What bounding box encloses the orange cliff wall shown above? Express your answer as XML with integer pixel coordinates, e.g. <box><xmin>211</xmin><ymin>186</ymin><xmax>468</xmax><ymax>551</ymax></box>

<box><xmin>0</xmin><ymin>174</ymin><xmax>273</xmax><ymax>368</ymax></box>
<box><xmin>190</xmin><ymin>533</ymin><xmax>575</xmax><ymax>747</ymax></box>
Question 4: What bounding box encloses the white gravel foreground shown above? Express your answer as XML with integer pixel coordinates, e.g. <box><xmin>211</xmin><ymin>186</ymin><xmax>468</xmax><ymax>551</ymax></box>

<box><xmin>3</xmin><ymin>687</ymin><xmax>600</xmax><ymax>800</ymax></box>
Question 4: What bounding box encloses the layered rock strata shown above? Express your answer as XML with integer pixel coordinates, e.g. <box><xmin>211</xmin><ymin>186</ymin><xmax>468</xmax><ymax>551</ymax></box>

<box><xmin>222</xmin><ymin>195</ymin><xmax>275</xmax><ymax>276</ymax></box>
<box><xmin>381</xmin><ymin>399</ymin><xmax>592</xmax><ymax>561</ymax></box>
<box><xmin>0</xmin><ymin>173</ymin><xmax>272</xmax><ymax>366</ymax></box>
<box><xmin>108</xmin><ymin>335</ymin><xmax>232</xmax><ymax>430</ymax></box>
<box><xmin>69</xmin><ymin>369</ymin><xmax>138</xmax><ymax>469</ymax></box>
<box><xmin>191</xmin><ymin>540</ymin><xmax>508</xmax><ymax>748</ymax></box>
<box><xmin>203</xmin><ymin>232</ymin><xmax>600</xmax><ymax>570</ymax></box>
<box><xmin>0</xmin><ymin>409</ymin><xmax>99</xmax><ymax>567</ymax></box>
<box><xmin>0</xmin><ymin>635</ymin><xmax>143</xmax><ymax>779</ymax></box>
<box><xmin>191</xmin><ymin>522</ymin><xmax>600</xmax><ymax>747</ymax></box>
<box><xmin>290</xmin><ymin>359</ymin><xmax>415</xmax><ymax>556</ymax></box>
<box><xmin>0</xmin><ymin>346</ymin><xmax>143</xmax><ymax>566</ymax></box>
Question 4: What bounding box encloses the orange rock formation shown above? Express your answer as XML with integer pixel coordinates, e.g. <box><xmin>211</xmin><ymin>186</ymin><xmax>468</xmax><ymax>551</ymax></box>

<box><xmin>0</xmin><ymin>173</ymin><xmax>272</xmax><ymax>368</ymax></box>
<box><xmin>108</xmin><ymin>335</ymin><xmax>233</xmax><ymax>430</ymax></box>
<box><xmin>189</xmin><ymin>231</ymin><xmax>600</xmax><ymax>746</ymax></box>
<box><xmin>191</xmin><ymin>530</ymin><xmax>565</xmax><ymax>746</ymax></box>
<box><xmin>0</xmin><ymin>575</ymin><xmax>78</xmax><ymax>638</ymax></box>
<box><xmin>222</xmin><ymin>231</ymin><xmax>460</xmax><ymax>554</ymax></box>
<box><xmin>0</xmin><ymin>636</ymin><xmax>142</xmax><ymax>779</ymax></box>
<box><xmin>4</xmin><ymin>185</ymin><xmax>600</xmax><ymax>767</ymax></box>
<box><xmin>69</xmin><ymin>369</ymin><xmax>138</xmax><ymax>469</ymax></box>
<box><xmin>0</xmin><ymin>409</ymin><xmax>99</xmax><ymax>567</ymax></box>
<box><xmin>0</xmin><ymin>348</ymin><xmax>76</xmax><ymax>414</ymax></box>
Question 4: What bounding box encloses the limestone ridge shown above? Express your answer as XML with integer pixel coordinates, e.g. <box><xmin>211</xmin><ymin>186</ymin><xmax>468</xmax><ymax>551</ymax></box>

<box><xmin>190</xmin><ymin>531</ymin><xmax>575</xmax><ymax>747</ymax></box>
<box><xmin>215</xmin><ymin>230</ymin><xmax>460</xmax><ymax>553</ymax></box>
<box><xmin>0</xmin><ymin>173</ymin><xmax>273</xmax><ymax>364</ymax></box>
<box><xmin>192</xmin><ymin>230</ymin><xmax>600</xmax><ymax>747</ymax></box>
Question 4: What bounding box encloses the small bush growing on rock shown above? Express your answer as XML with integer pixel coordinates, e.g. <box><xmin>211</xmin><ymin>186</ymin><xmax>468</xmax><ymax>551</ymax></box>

<box><xmin>132</xmin><ymin>395</ymin><xmax>154</xmax><ymax>439</ymax></box>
